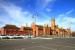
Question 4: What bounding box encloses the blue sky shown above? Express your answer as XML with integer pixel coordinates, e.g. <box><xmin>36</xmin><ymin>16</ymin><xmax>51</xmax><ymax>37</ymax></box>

<box><xmin>0</xmin><ymin>0</ymin><xmax>75</xmax><ymax>31</ymax></box>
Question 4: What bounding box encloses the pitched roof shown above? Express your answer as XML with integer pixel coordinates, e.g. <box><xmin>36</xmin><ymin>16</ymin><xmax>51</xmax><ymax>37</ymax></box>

<box><xmin>3</xmin><ymin>24</ymin><xmax>19</xmax><ymax>29</ymax></box>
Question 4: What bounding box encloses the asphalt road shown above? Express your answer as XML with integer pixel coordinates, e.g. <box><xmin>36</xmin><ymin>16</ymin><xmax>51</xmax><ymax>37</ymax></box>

<box><xmin>0</xmin><ymin>38</ymin><xmax>75</xmax><ymax>50</ymax></box>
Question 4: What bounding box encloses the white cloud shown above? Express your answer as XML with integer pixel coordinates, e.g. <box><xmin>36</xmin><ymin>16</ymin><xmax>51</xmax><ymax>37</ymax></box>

<box><xmin>66</xmin><ymin>9</ymin><xmax>74</xmax><ymax>15</ymax></box>
<box><xmin>0</xmin><ymin>2</ymin><xmax>34</xmax><ymax>27</ymax></box>
<box><xmin>0</xmin><ymin>16</ymin><xmax>10</xmax><ymax>24</ymax></box>
<box><xmin>56</xmin><ymin>14</ymin><xmax>75</xmax><ymax>31</ymax></box>
<box><xmin>2</xmin><ymin>5</ymin><xmax>26</xmax><ymax>22</ymax></box>
<box><xmin>44</xmin><ymin>0</ymin><xmax>53</xmax><ymax>5</ymax></box>
<box><xmin>0</xmin><ymin>0</ymin><xmax>75</xmax><ymax>32</ymax></box>
<box><xmin>46</xmin><ymin>8</ymin><xmax>52</xmax><ymax>12</ymax></box>
<box><xmin>40</xmin><ymin>0</ymin><xmax>56</xmax><ymax>8</ymax></box>
<box><xmin>56</xmin><ymin>9</ymin><xmax>75</xmax><ymax>31</ymax></box>
<box><xmin>0</xmin><ymin>2</ymin><xmax>49</xmax><ymax>27</ymax></box>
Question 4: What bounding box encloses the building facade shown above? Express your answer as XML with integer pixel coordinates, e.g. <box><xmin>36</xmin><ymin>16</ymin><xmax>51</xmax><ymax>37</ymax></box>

<box><xmin>0</xmin><ymin>18</ymin><xmax>72</xmax><ymax>37</ymax></box>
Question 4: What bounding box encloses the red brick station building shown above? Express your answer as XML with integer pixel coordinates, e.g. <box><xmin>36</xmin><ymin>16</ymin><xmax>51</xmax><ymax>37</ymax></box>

<box><xmin>0</xmin><ymin>18</ymin><xmax>72</xmax><ymax>37</ymax></box>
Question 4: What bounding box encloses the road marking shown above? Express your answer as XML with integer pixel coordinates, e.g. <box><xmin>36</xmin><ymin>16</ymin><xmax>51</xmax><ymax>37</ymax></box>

<box><xmin>43</xmin><ymin>43</ymin><xmax>75</xmax><ymax>48</ymax></box>
<box><xmin>38</xmin><ymin>45</ymin><xmax>57</xmax><ymax>50</ymax></box>
<box><xmin>32</xmin><ymin>42</ymin><xmax>36</xmax><ymax>43</ymax></box>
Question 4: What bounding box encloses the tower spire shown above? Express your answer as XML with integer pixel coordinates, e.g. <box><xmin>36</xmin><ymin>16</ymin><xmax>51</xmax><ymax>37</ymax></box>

<box><xmin>51</xmin><ymin>17</ymin><xmax>56</xmax><ymax>30</ymax></box>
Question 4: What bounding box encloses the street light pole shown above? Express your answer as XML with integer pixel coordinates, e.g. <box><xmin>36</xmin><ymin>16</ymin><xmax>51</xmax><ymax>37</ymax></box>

<box><xmin>32</xmin><ymin>14</ymin><xmax>36</xmax><ymax>37</ymax></box>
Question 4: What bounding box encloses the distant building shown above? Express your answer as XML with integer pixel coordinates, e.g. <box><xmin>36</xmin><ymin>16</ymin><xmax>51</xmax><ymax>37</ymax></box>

<box><xmin>0</xmin><ymin>24</ymin><xmax>32</xmax><ymax>35</ymax></box>
<box><xmin>0</xmin><ymin>18</ymin><xmax>72</xmax><ymax>37</ymax></box>
<box><xmin>20</xmin><ymin>26</ymin><xmax>32</xmax><ymax>35</ymax></box>
<box><xmin>0</xmin><ymin>24</ymin><xmax>20</xmax><ymax>35</ymax></box>
<box><xmin>31</xmin><ymin>23</ymin><xmax>43</xmax><ymax>37</ymax></box>
<box><xmin>51</xmin><ymin>18</ymin><xmax>56</xmax><ymax>30</ymax></box>
<box><xmin>43</xmin><ymin>24</ymin><xmax>51</xmax><ymax>36</ymax></box>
